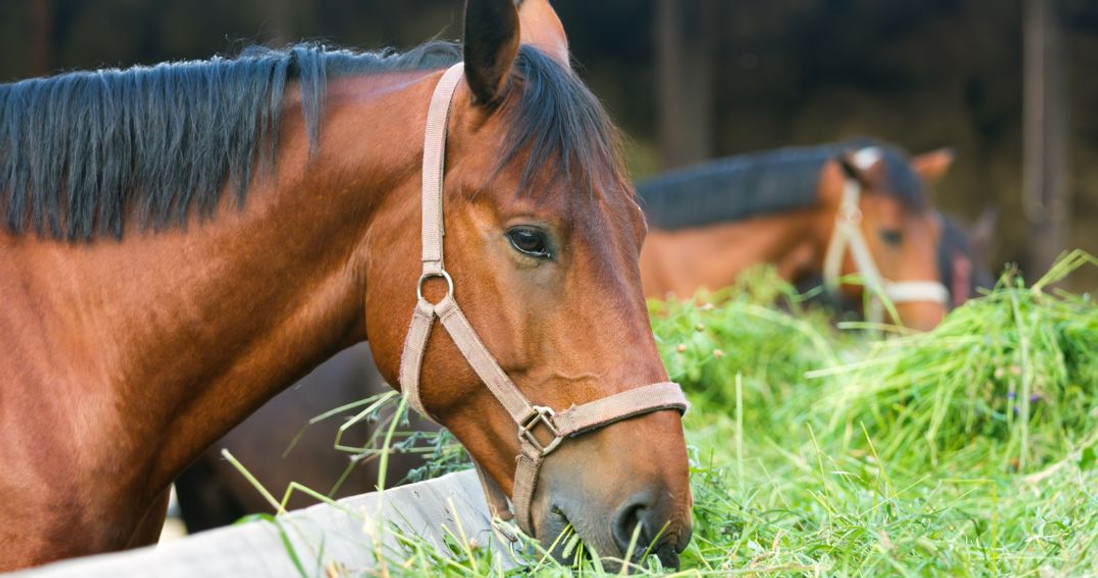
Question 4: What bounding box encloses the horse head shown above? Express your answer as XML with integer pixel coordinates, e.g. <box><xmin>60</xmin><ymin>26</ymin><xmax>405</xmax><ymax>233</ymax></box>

<box><xmin>819</xmin><ymin>145</ymin><xmax>955</xmax><ymax>331</ymax></box>
<box><xmin>362</xmin><ymin>0</ymin><xmax>692</xmax><ymax>566</ymax></box>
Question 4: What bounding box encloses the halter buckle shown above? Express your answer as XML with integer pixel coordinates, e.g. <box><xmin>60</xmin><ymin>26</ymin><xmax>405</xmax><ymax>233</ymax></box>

<box><xmin>416</xmin><ymin>270</ymin><xmax>454</xmax><ymax>303</ymax></box>
<box><xmin>519</xmin><ymin>405</ymin><xmax>562</xmax><ymax>456</ymax></box>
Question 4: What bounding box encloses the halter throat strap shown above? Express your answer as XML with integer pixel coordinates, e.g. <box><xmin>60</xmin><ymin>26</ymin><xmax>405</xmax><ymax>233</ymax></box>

<box><xmin>396</xmin><ymin>63</ymin><xmax>688</xmax><ymax>534</ymax></box>
<box><xmin>822</xmin><ymin>176</ymin><xmax>950</xmax><ymax>324</ymax></box>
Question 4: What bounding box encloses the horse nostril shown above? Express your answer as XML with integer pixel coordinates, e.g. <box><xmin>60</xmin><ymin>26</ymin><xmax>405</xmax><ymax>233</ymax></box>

<box><xmin>611</xmin><ymin>494</ymin><xmax>685</xmax><ymax>569</ymax></box>
<box><xmin>612</xmin><ymin>494</ymin><xmax>671</xmax><ymax>561</ymax></box>
<box><xmin>611</xmin><ymin>498</ymin><xmax>647</xmax><ymax>557</ymax></box>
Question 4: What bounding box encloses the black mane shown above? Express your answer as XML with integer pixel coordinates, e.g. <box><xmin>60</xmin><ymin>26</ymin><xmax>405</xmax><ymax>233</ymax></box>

<box><xmin>637</xmin><ymin>140</ymin><xmax>928</xmax><ymax>230</ymax></box>
<box><xmin>0</xmin><ymin>41</ymin><xmax>620</xmax><ymax>241</ymax></box>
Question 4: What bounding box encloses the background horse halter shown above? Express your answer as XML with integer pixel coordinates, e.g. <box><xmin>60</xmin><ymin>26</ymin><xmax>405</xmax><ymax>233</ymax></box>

<box><xmin>399</xmin><ymin>63</ymin><xmax>687</xmax><ymax>533</ymax></box>
<box><xmin>823</xmin><ymin>147</ymin><xmax>951</xmax><ymax>325</ymax></box>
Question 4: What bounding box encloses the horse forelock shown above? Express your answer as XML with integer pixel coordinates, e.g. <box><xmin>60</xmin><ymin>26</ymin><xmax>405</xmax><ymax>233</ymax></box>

<box><xmin>879</xmin><ymin>152</ymin><xmax>930</xmax><ymax>212</ymax></box>
<box><xmin>492</xmin><ymin>46</ymin><xmax>631</xmax><ymax>206</ymax></box>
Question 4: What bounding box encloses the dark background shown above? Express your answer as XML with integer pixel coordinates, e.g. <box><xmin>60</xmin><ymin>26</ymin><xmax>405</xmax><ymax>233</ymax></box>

<box><xmin>2</xmin><ymin>0</ymin><xmax>1095</xmax><ymax>288</ymax></box>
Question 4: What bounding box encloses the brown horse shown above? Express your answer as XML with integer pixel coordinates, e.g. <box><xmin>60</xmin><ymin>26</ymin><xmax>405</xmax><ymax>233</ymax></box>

<box><xmin>0</xmin><ymin>0</ymin><xmax>691</xmax><ymax>570</ymax></box>
<box><xmin>638</xmin><ymin>141</ymin><xmax>955</xmax><ymax>331</ymax></box>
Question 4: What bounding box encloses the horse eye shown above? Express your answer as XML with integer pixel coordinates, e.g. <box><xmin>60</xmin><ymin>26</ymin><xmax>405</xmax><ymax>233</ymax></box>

<box><xmin>879</xmin><ymin>229</ymin><xmax>904</xmax><ymax>246</ymax></box>
<box><xmin>506</xmin><ymin>227</ymin><xmax>553</xmax><ymax>259</ymax></box>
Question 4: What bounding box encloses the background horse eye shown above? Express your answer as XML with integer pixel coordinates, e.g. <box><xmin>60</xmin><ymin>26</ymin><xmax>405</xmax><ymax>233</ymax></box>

<box><xmin>879</xmin><ymin>229</ymin><xmax>904</xmax><ymax>246</ymax></box>
<box><xmin>507</xmin><ymin>227</ymin><xmax>553</xmax><ymax>259</ymax></box>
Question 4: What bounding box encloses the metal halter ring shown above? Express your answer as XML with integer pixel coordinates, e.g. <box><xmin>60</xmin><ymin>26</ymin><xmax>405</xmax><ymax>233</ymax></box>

<box><xmin>519</xmin><ymin>405</ymin><xmax>563</xmax><ymax>456</ymax></box>
<box><xmin>416</xmin><ymin>270</ymin><xmax>454</xmax><ymax>302</ymax></box>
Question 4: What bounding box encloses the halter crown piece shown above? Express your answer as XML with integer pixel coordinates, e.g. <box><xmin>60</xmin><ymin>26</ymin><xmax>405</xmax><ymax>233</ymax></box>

<box><xmin>397</xmin><ymin>63</ymin><xmax>689</xmax><ymax>535</ymax></box>
<box><xmin>821</xmin><ymin>147</ymin><xmax>950</xmax><ymax>324</ymax></box>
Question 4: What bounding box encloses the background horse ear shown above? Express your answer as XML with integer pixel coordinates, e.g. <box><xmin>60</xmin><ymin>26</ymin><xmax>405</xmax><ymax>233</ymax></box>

<box><xmin>910</xmin><ymin>148</ymin><xmax>956</xmax><ymax>185</ymax></box>
<box><xmin>518</xmin><ymin>0</ymin><xmax>571</xmax><ymax>68</ymax></box>
<box><xmin>464</xmin><ymin>0</ymin><xmax>521</xmax><ymax>106</ymax></box>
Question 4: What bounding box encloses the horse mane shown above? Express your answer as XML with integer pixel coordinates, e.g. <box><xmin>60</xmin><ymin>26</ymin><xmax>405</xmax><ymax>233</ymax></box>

<box><xmin>637</xmin><ymin>139</ymin><xmax>928</xmax><ymax>231</ymax></box>
<box><xmin>0</xmin><ymin>41</ymin><xmax>621</xmax><ymax>241</ymax></box>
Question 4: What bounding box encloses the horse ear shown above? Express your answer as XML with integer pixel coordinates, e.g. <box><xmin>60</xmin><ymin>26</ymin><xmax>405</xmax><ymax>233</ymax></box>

<box><xmin>464</xmin><ymin>0</ymin><xmax>521</xmax><ymax>106</ymax></box>
<box><xmin>911</xmin><ymin>148</ymin><xmax>955</xmax><ymax>185</ymax></box>
<box><xmin>518</xmin><ymin>0</ymin><xmax>571</xmax><ymax>68</ymax></box>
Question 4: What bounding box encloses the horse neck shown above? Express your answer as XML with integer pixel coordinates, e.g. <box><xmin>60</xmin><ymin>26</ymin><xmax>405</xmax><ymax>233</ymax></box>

<box><xmin>1</xmin><ymin>71</ymin><xmax>434</xmax><ymax>496</ymax></box>
<box><xmin>639</xmin><ymin>208</ymin><xmax>828</xmax><ymax>299</ymax></box>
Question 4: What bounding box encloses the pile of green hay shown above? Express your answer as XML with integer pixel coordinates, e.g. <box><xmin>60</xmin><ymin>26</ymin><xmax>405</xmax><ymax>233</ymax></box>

<box><xmin>822</xmin><ymin>252</ymin><xmax>1098</xmax><ymax>470</ymax></box>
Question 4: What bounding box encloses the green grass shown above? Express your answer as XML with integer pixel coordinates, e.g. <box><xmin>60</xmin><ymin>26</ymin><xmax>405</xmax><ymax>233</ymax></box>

<box><xmin>243</xmin><ymin>252</ymin><xmax>1098</xmax><ymax>576</ymax></box>
<box><xmin>656</xmin><ymin>252</ymin><xmax>1098</xmax><ymax>576</ymax></box>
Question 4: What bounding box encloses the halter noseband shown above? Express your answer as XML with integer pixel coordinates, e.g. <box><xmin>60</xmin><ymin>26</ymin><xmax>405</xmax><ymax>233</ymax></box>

<box><xmin>397</xmin><ymin>63</ymin><xmax>688</xmax><ymax>534</ymax></box>
<box><xmin>821</xmin><ymin>149</ymin><xmax>950</xmax><ymax>325</ymax></box>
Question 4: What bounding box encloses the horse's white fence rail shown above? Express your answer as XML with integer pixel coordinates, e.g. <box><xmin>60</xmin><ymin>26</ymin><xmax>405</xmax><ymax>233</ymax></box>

<box><xmin>12</xmin><ymin>470</ymin><xmax>520</xmax><ymax>577</ymax></box>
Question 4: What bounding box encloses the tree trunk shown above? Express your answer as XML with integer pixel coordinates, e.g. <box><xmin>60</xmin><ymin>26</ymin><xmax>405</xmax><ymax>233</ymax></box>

<box><xmin>655</xmin><ymin>0</ymin><xmax>718</xmax><ymax>169</ymax></box>
<box><xmin>1022</xmin><ymin>0</ymin><xmax>1069</xmax><ymax>279</ymax></box>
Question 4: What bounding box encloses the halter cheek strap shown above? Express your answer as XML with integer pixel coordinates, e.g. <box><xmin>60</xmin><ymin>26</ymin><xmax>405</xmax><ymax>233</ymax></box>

<box><xmin>822</xmin><ymin>164</ymin><xmax>950</xmax><ymax>325</ymax></box>
<box><xmin>397</xmin><ymin>63</ymin><xmax>688</xmax><ymax>534</ymax></box>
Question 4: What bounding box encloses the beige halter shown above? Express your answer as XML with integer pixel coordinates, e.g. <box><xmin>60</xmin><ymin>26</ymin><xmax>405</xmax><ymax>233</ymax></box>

<box><xmin>397</xmin><ymin>63</ymin><xmax>688</xmax><ymax>534</ymax></box>
<box><xmin>822</xmin><ymin>148</ymin><xmax>950</xmax><ymax>325</ymax></box>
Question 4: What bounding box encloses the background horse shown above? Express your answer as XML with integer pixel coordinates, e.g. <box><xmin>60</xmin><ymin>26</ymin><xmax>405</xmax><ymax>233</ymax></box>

<box><xmin>638</xmin><ymin>140</ymin><xmax>954</xmax><ymax>331</ymax></box>
<box><xmin>0</xmin><ymin>0</ymin><xmax>691</xmax><ymax>569</ymax></box>
<box><xmin>795</xmin><ymin>210</ymin><xmax>997</xmax><ymax>324</ymax></box>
